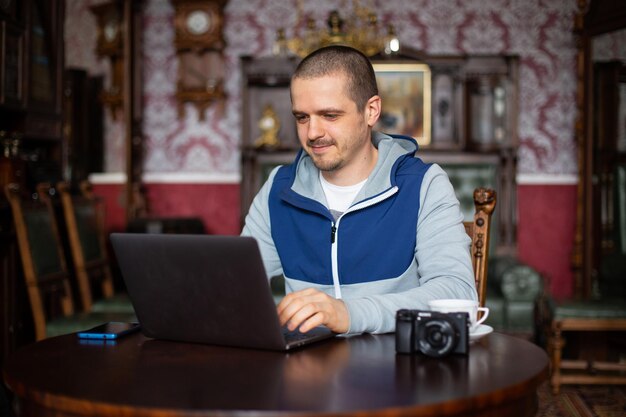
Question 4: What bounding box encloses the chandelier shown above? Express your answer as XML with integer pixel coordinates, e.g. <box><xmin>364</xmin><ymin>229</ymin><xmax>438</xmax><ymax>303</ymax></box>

<box><xmin>274</xmin><ymin>1</ymin><xmax>400</xmax><ymax>58</ymax></box>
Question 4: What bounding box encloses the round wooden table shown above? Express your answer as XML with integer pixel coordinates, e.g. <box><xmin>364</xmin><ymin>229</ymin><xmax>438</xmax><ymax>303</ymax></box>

<box><xmin>3</xmin><ymin>332</ymin><xmax>548</xmax><ymax>417</ymax></box>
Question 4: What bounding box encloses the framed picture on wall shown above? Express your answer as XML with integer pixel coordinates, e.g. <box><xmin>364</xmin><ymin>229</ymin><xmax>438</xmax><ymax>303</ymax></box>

<box><xmin>373</xmin><ymin>62</ymin><xmax>431</xmax><ymax>147</ymax></box>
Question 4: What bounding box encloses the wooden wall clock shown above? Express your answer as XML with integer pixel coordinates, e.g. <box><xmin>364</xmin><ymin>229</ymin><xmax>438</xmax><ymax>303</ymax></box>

<box><xmin>173</xmin><ymin>0</ymin><xmax>228</xmax><ymax>120</ymax></box>
<box><xmin>90</xmin><ymin>1</ymin><xmax>124</xmax><ymax>119</ymax></box>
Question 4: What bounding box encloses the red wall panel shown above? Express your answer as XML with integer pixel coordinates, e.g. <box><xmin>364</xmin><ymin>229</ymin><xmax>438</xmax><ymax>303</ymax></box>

<box><xmin>517</xmin><ymin>184</ymin><xmax>577</xmax><ymax>300</ymax></box>
<box><xmin>93</xmin><ymin>181</ymin><xmax>578</xmax><ymax>299</ymax></box>
<box><xmin>92</xmin><ymin>183</ymin><xmax>127</xmax><ymax>233</ymax></box>
<box><xmin>92</xmin><ymin>183</ymin><xmax>241</xmax><ymax>237</ymax></box>
<box><xmin>145</xmin><ymin>183</ymin><xmax>240</xmax><ymax>235</ymax></box>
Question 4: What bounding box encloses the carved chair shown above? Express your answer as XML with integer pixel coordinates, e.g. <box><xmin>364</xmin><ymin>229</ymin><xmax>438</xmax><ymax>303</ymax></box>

<box><xmin>464</xmin><ymin>188</ymin><xmax>497</xmax><ymax>308</ymax></box>
<box><xmin>4</xmin><ymin>183</ymin><xmax>135</xmax><ymax>341</ymax></box>
<box><xmin>52</xmin><ymin>181</ymin><xmax>134</xmax><ymax>314</ymax></box>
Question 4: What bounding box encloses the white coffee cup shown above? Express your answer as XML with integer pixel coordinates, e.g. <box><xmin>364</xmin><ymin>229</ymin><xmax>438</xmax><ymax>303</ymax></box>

<box><xmin>427</xmin><ymin>299</ymin><xmax>489</xmax><ymax>332</ymax></box>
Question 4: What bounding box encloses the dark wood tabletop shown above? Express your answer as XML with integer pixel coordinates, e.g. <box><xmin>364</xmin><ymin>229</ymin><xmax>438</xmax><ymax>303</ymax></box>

<box><xmin>3</xmin><ymin>332</ymin><xmax>548</xmax><ymax>417</ymax></box>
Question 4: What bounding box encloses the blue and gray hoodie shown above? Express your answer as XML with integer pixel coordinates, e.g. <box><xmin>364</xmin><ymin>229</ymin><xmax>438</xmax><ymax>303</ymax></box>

<box><xmin>242</xmin><ymin>132</ymin><xmax>476</xmax><ymax>334</ymax></box>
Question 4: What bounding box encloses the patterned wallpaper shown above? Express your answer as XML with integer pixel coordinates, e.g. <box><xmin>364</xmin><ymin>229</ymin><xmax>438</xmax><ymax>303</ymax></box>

<box><xmin>66</xmin><ymin>0</ymin><xmax>581</xmax><ymax>177</ymax></box>
<box><xmin>593</xmin><ymin>28</ymin><xmax>626</xmax><ymax>61</ymax></box>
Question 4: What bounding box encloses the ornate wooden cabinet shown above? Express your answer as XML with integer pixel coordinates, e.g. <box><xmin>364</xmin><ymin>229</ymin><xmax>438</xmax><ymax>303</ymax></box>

<box><xmin>572</xmin><ymin>0</ymin><xmax>626</xmax><ymax>298</ymax></box>
<box><xmin>1</xmin><ymin>0</ymin><xmax>65</xmax><ymax>191</ymax></box>
<box><xmin>240</xmin><ymin>56</ymin><xmax>299</xmax><ymax>223</ymax></box>
<box><xmin>1</xmin><ymin>0</ymin><xmax>65</xmax><ymax>365</ymax></box>
<box><xmin>239</xmin><ymin>52</ymin><xmax>519</xmax><ymax>255</ymax></box>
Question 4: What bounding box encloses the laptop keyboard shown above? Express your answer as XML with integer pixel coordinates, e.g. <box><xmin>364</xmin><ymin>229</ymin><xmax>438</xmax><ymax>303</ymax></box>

<box><xmin>282</xmin><ymin>328</ymin><xmax>313</xmax><ymax>342</ymax></box>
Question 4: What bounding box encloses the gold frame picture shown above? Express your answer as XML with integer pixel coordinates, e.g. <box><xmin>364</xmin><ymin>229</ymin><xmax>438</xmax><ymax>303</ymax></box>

<box><xmin>373</xmin><ymin>62</ymin><xmax>432</xmax><ymax>147</ymax></box>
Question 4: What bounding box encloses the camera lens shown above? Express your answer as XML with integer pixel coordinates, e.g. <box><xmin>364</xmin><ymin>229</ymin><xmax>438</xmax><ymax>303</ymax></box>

<box><xmin>416</xmin><ymin>318</ymin><xmax>458</xmax><ymax>358</ymax></box>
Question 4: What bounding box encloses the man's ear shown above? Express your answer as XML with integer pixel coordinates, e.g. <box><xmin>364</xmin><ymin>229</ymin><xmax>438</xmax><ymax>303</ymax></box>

<box><xmin>366</xmin><ymin>95</ymin><xmax>382</xmax><ymax>127</ymax></box>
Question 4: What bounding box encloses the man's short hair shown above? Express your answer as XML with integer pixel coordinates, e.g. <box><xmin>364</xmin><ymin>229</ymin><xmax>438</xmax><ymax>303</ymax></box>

<box><xmin>292</xmin><ymin>45</ymin><xmax>379</xmax><ymax>112</ymax></box>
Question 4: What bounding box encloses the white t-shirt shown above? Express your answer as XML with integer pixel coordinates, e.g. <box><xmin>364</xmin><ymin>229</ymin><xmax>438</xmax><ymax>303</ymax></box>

<box><xmin>319</xmin><ymin>172</ymin><xmax>367</xmax><ymax>220</ymax></box>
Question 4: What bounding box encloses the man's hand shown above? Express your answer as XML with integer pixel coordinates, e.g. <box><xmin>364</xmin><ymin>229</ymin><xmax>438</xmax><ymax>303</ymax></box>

<box><xmin>277</xmin><ymin>288</ymin><xmax>350</xmax><ymax>334</ymax></box>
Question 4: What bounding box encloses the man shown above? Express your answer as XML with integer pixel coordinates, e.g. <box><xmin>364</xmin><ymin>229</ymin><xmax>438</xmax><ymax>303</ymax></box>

<box><xmin>242</xmin><ymin>45</ymin><xmax>476</xmax><ymax>335</ymax></box>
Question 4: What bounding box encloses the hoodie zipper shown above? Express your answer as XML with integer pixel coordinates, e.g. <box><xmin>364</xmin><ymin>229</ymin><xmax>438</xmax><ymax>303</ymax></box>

<box><xmin>329</xmin><ymin>186</ymin><xmax>399</xmax><ymax>299</ymax></box>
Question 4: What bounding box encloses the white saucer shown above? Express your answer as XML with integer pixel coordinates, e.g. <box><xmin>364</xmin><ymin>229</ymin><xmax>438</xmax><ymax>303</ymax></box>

<box><xmin>469</xmin><ymin>324</ymin><xmax>493</xmax><ymax>343</ymax></box>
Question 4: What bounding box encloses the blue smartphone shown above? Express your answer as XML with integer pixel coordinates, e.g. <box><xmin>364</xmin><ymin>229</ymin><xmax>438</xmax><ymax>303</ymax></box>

<box><xmin>77</xmin><ymin>322</ymin><xmax>141</xmax><ymax>340</ymax></box>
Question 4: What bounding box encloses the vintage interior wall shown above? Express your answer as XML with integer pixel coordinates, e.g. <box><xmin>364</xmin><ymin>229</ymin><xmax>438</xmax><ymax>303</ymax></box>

<box><xmin>67</xmin><ymin>0</ymin><xmax>579</xmax><ymax>176</ymax></box>
<box><xmin>65</xmin><ymin>0</ymin><xmax>580</xmax><ymax>298</ymax></box>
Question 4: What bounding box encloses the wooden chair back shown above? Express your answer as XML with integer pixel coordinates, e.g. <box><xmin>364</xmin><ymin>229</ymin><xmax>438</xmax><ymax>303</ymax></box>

<box><xmin>53</xmin><ymin>181</ymin><xmax>114</xmax><ymax>312</ymax></box>
<box><xmin>4</xmin><ymin>183</ymin><xmax>75</xmax><ymax>341</ymax></box>
<box><xmin>463</xmin><ymin>188</ymin><xmax>497</xmax><ymax>307</ymax></box>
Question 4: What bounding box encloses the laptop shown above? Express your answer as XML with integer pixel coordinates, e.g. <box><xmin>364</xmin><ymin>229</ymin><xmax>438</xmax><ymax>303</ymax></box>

<box><xmin>110</xmin><ymin>233</ymin><xmax>335</xmax><ymax>351</ymax></box>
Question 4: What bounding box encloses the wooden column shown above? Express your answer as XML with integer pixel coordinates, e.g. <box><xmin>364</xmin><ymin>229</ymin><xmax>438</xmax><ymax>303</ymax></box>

<box><xmin>123</xmin><ymin>0</ymin><xmax>145</xmax><ymax>222</ymax></box>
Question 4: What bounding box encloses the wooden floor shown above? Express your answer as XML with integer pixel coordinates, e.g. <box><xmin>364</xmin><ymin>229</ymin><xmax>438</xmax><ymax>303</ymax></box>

<box><xmin>536</xmin><ymin>381</ymin><xmax>626</xmax><ymax>417</ymax></box>
<box><xmin>496</xmin><ymin>332</ymin><xmax>626</xmax><ymax>417</ymax></box>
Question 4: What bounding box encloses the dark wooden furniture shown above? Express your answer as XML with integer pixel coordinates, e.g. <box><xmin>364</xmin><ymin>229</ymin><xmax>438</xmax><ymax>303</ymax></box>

<box><xmin>550</xmin><ymin>316</ymin><xmax>626</xmax><ymax>394</ymax></box>
<box><xmin>172</xmin><ymin>0</ymin><xmax>228</xmax><ymax>119</ymax></box>
<box><xmin>3</xmin><ymin>332</ymin><xmax>548</xmax><ymax>417</ymax></box>
<box><xmin>239</xmin><ymin>54</ymin><xmax>517</xmax><ymax>255</ymax></box>
<box><xmin>88</xmin><ymin>0</ymin><xmax>145</xmax><ymax>221</ymax></box>
<box><xmin>0</xmin><ymin>201</ymin><xmax>30</xmax><ymax>366</ymax></box>
<box><xmin>4</xmin><ymin>183</ymin><xmax>135</xmax><ymax>341</ymax></box>
<box><xmin>53</xmin><ymin>182</ymin><xmax>114</xmax><ymax>312</ymax></box>
<box><xmin>0</xmin><ymin>0</ymin><xmax>65</xmax><ymax>191</ymax></box>
<box><xmin>545</xmin><ymin>0</ymin><xmax>626</xmax><ymax>395</ymax></box>
<box><xmin>4</xmin><ymin>182</ymin><xmax>73</xmax><ymax>341</ymax></box>
<box><xmin>63</xmin><ymin>69</ymin><xmax>105</xmax><ymax>190</ymax></box>
<box><xmin>572</xmin><ymin>0</ymin><xmax>626</xmax><ymax>300</ymax></box>
<box><xmin>464</xmin><ymin>188</ymin><xmax>496</xmax><ymax>308</ymax></box>
<box><xmin>52</xmin><ymin>181</ymin><xmax>133</xmax><ymax>314</ymax></box>
<box><xmin>90</xmin><ymin>1</ymin><xmax>124</xmax><ymax>118</ymax></box>
<box><xmin>1</xmin><ymin>0</ymin><xmax>85</xmax><ymax>366</ymax></box>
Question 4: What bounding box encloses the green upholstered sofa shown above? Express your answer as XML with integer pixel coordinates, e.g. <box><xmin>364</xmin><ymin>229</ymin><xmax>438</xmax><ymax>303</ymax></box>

<box><xmin>484</xmin><ymin>256</ymin><xmax>543</xmax><ymax>335</ymax></box>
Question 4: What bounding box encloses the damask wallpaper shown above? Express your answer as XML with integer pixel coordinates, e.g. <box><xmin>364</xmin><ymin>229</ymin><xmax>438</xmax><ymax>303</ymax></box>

<box><xmin>66</xmin><ymin>0</ymin><xmax>580</xmax><ymax>177</ymax></box>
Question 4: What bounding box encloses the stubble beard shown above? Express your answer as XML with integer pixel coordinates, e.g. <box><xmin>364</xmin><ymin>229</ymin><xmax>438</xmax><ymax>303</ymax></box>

<box><xmin>306</xmin><ymin>140</ymin><xmax>344</xmax><ymax>172</ymax></box>
<box><xmin>311</xmin><ymin>156</ymin><xmax>343</xmax><ymax>172</ymax></box>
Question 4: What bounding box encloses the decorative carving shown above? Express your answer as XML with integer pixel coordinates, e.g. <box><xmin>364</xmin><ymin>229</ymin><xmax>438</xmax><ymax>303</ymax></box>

<box><xmin>90</xmin><ymin>1</ymin><xmax>124</xmax><ymax>119</ymax></box>
<box><xmin>465</xmin><ymin>187</ymin><xmax>497</xmax><ymax>307</ymax></box>
<box><xmin>473</xmin><ymin>187</ymin><xmax>497</xmax><ymax>215</ymax></box>
<box><xmin>474</xmin><ymin>233</ymin><xmax>485</xmax><ymax>258</ymax></box>
<box><xmin>278</xmin><ymin>6</ymin><xmax>400</xmax><ymax>58</ymax></box>
<box><xmin>172</xmin><ymin>0</ymin><xmax>228</xmax><ymax>119</ymax></box>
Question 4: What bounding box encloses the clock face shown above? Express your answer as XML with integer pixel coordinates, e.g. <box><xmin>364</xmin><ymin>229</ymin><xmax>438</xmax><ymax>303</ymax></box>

<box><xmin>260</xmin><ymin>116</ymin><xmax>276</xmax><ymax>130</ymax></box>
<box><xmin>186</xmin><ymin>10</ymin><xmax>212</xmax><ymax>36</ymax></box>
<box><xmin>104</xmin><ymin>19</ymin><xmax>119</xmax><ymax>42</ymax></box>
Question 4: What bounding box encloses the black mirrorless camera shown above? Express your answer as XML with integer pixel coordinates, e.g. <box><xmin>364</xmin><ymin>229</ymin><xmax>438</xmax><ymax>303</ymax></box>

<box><xmin>396</xmin><ymin>309</ymin><xmax>469</xmax><ymax>357</ymax></box>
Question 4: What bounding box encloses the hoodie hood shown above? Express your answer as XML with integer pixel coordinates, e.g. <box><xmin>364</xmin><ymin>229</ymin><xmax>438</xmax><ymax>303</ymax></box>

<box><xmin>289</xmin><ymin>131</ymin><xmax>419</xmax><ymax>204</ymax></box>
